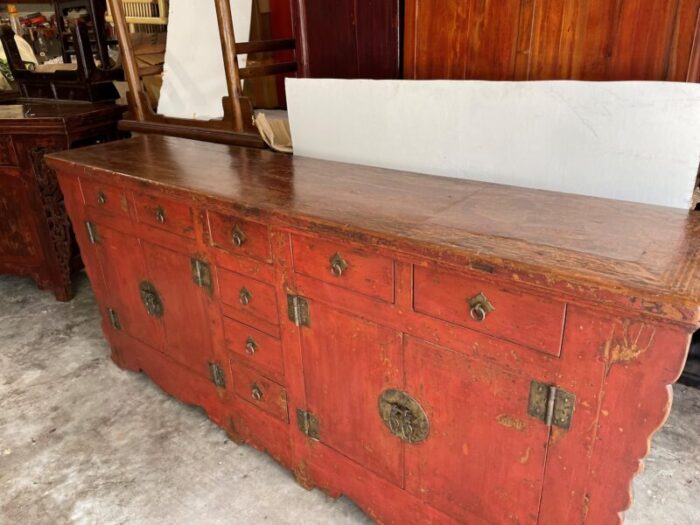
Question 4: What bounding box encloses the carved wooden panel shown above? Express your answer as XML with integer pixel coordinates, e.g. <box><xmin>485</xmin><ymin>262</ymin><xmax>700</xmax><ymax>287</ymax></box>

<box><xmin>405</xmin><ymin>0</ymin><xmax>700</xmax><ymax>81</ymax></box>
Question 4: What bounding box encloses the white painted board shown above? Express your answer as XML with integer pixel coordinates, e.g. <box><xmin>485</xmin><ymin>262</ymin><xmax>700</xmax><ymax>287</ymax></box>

<box><xmin>286</xmin><ymin>79</ymin><xmax>700</xmax><ymax>209</ymax></box>
<box><xmin>157</xmin><ymin>0</ymin><xmax>252</xmax><ymax>120</ymax></box>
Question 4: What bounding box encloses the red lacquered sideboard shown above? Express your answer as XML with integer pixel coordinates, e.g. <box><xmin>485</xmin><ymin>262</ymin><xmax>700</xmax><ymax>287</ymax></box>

<box><xmin>0</xmin><ymin>99</ymin><xmax>124</xmax><ymax>300</ymax></box>
<box><xmin>46</xmin><ymin>135</ymin><xmax>700</xmax><ymax>524</ymax></box>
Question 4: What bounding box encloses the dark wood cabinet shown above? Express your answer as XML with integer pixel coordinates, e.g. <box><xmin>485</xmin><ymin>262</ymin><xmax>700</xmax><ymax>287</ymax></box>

<box><xmin>404</xmin><ymin>0</ymin><xmax>700</xmax><ymax>82</ymax></box>
<box><xmin>0</xmin><ymin>100</ymin><xmax>124</xmax><ymax>300</ymax></box>
<box><xmin>47</xmin><ymin>135</ymin><xmax>699</xmax><ymax>524</ymax></box>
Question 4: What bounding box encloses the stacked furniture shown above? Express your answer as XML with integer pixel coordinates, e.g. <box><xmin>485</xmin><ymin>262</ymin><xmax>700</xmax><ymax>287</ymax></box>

<box><xmin>46</xmin><ymin>134</ymin><xmax>700</xmax><ymax>523</ymax></box>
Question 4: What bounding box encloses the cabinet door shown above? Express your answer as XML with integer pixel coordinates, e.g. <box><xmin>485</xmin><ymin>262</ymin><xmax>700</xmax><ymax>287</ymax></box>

<box><xmin>0</xmin><ymin>167</ymin><xmax>39</xmax><ymax>262</ymax></box>
<box><xmin>299</xmin><ymin>303</ymin><xmax>405</xmax><ymax>486</ymax></box>
<box><xmin>91</xmin><ymin>223</ymin><xmax>163</xmax><ymax>350</ymax></box>
<box><xmin>141</xmin><ymin>241</ymin><xmax>215</xmax><ymax>377</ymax></box>
<box><xmin>404</xmin><ymin>337</ymin><xmax>549</xmax><ymax>524</ymax></box>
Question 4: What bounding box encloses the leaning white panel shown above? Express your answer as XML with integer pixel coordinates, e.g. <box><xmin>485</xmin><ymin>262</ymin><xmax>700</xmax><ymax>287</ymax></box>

<box><xmin>286</xmin><ymin>79</ymin><xmax>700</xmax><ymax>209</ymax></box>
<box><xmin>157</xmin><ymin>0</ymin><xmax>252</xmax><ymax>120</ymax></box>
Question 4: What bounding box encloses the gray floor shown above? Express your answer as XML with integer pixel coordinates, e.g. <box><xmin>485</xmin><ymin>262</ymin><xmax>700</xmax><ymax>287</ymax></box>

<box><xmin>0</xmin><ymin>273</ymin><xmax>698</xmax><ymax>525</ymax></box>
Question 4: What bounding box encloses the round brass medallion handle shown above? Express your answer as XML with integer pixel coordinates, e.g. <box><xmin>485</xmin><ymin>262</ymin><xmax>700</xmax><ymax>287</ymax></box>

<box><xmin>329</xmin><ymin>252</ymin><xmax>348</xmax><ymax>277</ymax></box>
<box><xmin>245</xmin><ymin>336</ymin><xmax>257</xmax><ymax>355</ymax></box>
<box><xmin>239</xmin><ymin>287</ymin><xmax>252</xmax><ymax>305</ymax></box>
<box><xmin>251</xmin><ymin>384</ymin><xmax>264</xmax><ymax>401</ymax></box>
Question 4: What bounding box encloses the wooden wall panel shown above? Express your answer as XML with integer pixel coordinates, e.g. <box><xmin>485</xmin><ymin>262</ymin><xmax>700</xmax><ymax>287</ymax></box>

<box><xmin>292</xmin><ymin>0</ymin><xmax>401</xmax><ymax>79</ymax></box>
<box><xmin>405</xmin><ymin>0</ymin><xmax>700</xmax><ymax>82</ymax></box>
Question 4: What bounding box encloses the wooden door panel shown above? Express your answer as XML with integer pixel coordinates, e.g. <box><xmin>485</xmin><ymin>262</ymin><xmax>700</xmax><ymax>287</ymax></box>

<box><xmin>91</xmin><ymin>223</ymin><xmax>163</xmax><ymax>350</ymax></box>
<box><xmin>404</xmin><ymin>337</ymin><xmax>549</xmax><ymax>524</ymax></box>
<box><xmin>300</xmin><ymin>304</ymin><xmax>405</xmax><ymax>486</ymax></box>
<box><xmin>405</xmin><ymin>0</ymin><xmax>700</xmax><ymax>81</ymax></box>
<box><xmin>0</xmin><ymin>168</ymin><xmax>38</xmax><ymax>260</ymax></box>
<box><xmin>141</xmin><ymin>242</ymin><xmax>214</xmax><ymax>377</ymax></box>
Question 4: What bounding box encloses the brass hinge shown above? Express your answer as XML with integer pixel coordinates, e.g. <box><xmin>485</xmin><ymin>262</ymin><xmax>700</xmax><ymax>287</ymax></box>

<box><xmin>296</xmin><ymin>408</ymin><xmax>320</xmax><ymax>440</ymax></box>
<box><xmin>107</xmin><ymin>308</ymin><xmax>121</xmax><ymax>330</ymax></box>
<box><xmin>528</xmin><ymin>380</ymin><xmax>576</xmax><ymax>430</ymax></box>
<box><xmin>191</xmin><ymin>258</ymin><xmax>212</xmax><ymax>293</ymax></box>
<box><xmin>84</xmin><ymin>220</ymin><xmax>99</xmax><ymax>244</ymax></box>
<box><xmin>208</xmin><ymin>362</ymin><xmax>226</xmax><ymax>388</ymax></box>
<box><xmin>287</xmin><ymin>294</ymin><xmax>310</xmax><ymax>327</ymax></box>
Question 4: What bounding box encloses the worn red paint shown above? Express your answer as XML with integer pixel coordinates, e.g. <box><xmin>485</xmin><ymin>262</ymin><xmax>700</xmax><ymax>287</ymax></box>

<box><xmin>47</xmin><ymin>135</ymin><xmax>699</xmax><ymax>525</ymax></box>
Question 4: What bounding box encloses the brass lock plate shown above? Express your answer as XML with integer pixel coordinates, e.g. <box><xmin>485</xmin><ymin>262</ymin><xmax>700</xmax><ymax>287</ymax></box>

<box><xmin>139</xmin><ymin>280</ymin><xmax>164</xmax><ymax>317</ymax></box>
<box><xmin>378</xmin><ymin>389</ymin><xmax>429</xmax><ymax>443</ymax></box>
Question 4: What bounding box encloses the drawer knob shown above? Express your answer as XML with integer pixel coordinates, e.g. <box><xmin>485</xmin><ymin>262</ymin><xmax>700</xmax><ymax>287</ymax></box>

<box><xmin>245</xmin><ymin>336</ymin><xmax>257</xmax><ymax>355</ymax></box>
<box><xmin>97</xmin><ymin>191</ymin><xmax>107</xmax><ymax>205</ymax></box>
<box><xmin>231</xmin><ymin>225</ymin><xmax>247</xmax><ymax>247</ymax></box>
<box><xmin>154</xmin><ymin>206</ymin><xmax>166</xmax><ymax>224</ymax></box>
<box><xmin>468</xmin><ymin>292</ymin><xmax>495</xmax><ymax>322</ymax></box>
<box><xmin>239</xmin><ymin>287</ymin><xmax>252</xmax><ymax>305</ymax></box>
<box><xmin>329</xmin><ymin>252</ymin><xmax>349</xmax><ymax>277</ymax></box>
<box><xmin>251</xmin><ymin>384</ymin><xmax>264</xmax><ymax>401</ymax></box>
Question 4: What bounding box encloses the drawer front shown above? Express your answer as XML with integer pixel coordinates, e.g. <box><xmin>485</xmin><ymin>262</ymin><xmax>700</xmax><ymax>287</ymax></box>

<box><xmin>292</xmin><ymin>235</ymin><xmax>394</xmax><ymax>302</ymax></box>
<box><xmin>0</xmin><ymin>137</ymin><xmax>17</xmax><ymax>166</ymax></box>
<box><xmin>81</xmin><ymin>178</ymin><xmax>130</xmax><ymax>218</ymax></box>
<box><xmin>223</xmin><ymin>316</ymin><xmax>284</xmax><ymax>378</ymax></box>
<box><xmin>208</xmin><ymin>210</ymin><xmax>271</xmax><ymax>261</ymax></box>
<box><xmin>230</xmin><ymin>361</ymin><xmax>289</xmax><ymax>422</ymax></box>
<box><xmin>218</xmin><ymin>268</ymin><xmax>280</xmax><ymax>327</ymax></box>
<box><xmin>133</xmin><ymin>192</ymin><xmax>195</xmax><ymax>238</ymax></box>
<box><xmin>413</xmin><ymin>266</ymin><xmax>565</xmax><ymax>356</ymax></box>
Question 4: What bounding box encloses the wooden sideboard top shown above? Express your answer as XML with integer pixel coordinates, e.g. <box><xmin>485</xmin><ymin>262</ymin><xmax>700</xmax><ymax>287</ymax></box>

<box><xmin>0</xmin><ymin>99</ymin><xmax>125</xmax><ymax>132</ymax></box>
<box><xmin>47</xmin><ymin>134</ymin><xmax>700</xmax><ymax>327</ymax></box>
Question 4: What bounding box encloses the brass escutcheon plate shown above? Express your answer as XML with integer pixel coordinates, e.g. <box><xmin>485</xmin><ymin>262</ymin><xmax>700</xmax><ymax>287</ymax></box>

<box><xmin>378</xmin><ymin>389</ymin><xmax>429</xmax><ymax>443</ymax></box>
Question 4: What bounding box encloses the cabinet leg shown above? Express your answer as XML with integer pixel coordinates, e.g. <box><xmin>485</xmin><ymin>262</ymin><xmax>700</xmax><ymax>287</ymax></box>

<box><xmin>52</xmin><ymin>284</ymin><xmax>74</xmax><ymax>302</ymax></box>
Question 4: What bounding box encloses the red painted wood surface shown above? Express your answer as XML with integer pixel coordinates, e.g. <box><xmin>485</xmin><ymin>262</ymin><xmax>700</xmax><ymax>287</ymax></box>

<box><xmin>404</xmin><ymin>0</ymin><xmax>700</xmax><ymax>82</ymax></box>
<box><xmin>0</xmin><ymin>99</ymin><xmax>124</xmax><ymax>301</ymax></box>
<box><xmin>224</xmin><ymin>316</ymin><xmax>285</xmax><ymax>380</ymax></box>
<box><xmin>299</xmin><ymin>303</ymin><xmax>405</xmax><ymax>487</ymax></box>
<box><xmin>404</xmin><ymin>337</ymin><xmax>549</xmax><ymax>524</ymax></box>
<box><xmin>230</xmin><ymin>360</ymin><xmax>289</xmax><ymax>423</ymax></box>
<box><xmin>413</xmin><ymin>265</ymin><xmax>566</xmax><ymax>356</ymax></box>
<box><xmin>134</xmin><ymin>192</ymin><xmax>195</xmax><ymax>238</ymax></box>
<box><xmin>48</xmin><ymin>135</ymin><xmax>700</xmax><ymax>525</ymax></box>
<box><xmin>291</xmin><ymin>234</ymin><xmax>395</xmax><ymax>303</ymax></box>
<box><xmin>207</xmin><ymin>210</ymin><xmax>272</xmax><ymax>262</ymax></box>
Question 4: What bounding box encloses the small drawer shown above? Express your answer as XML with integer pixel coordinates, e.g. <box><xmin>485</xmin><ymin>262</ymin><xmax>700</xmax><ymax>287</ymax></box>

<box><xmin>208</xmin><ymin>210</ymin><xmax>271</xmax><ymax>261</ymax></box>
<box><xmin>0</xmin><ymin>137</ymin><xmax>17</xmax><ymax>166</ymax></box>
<box><xmin>218</xmin><ymin>268</ymin><xmax>279</xmax><ymax>328</ymax></box>
<box><xmin>81</xmin><ymin>178</ymin><xmax>130</xmax><ymax>218</ymax></box>
<box><xmin>224</xmin><ymin>316</ymin><xmax>284</xmax><ymax>378</ymax></box>
<box><xmin>230</xmin><ymin>361</ymin><xmax>289</xmax><ymax>423</ymax></box>
<box><xmin>133</xmin><ymin>192</ymin><xmax>195</xmax><ymax>238</ymax></box>
<box><xmin>292</xmin><ymin>235</ymin><xmax>394</xmax><ymax>302</ymax></box>
<box><xmin>413</xmin><ymin>266</ymin><xmax>565</xmax><ymax>356</ymax></box>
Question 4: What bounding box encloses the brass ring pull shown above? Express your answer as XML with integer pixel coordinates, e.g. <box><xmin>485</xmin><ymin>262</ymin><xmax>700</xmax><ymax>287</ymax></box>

<box><xmin>470</xmin><ymin>303</ymin><xmax>487</xmax><ymax>322</ymax></box>
<box><xmin>239</xmin><ymin>287</ymin><xmax>252</xmax><ymax>305</ymax></box>
<box><xmin>467</xmin><ymin>292</ymin><xmax>495</xmax><ymax>323</ymax></box>
<box><xmin>97</xmin><ymin>191</ymin><xmax>107</xmax><ymax>205</ymax></box>
<box><xmin>154</xmin><ymin>206</ymin><xmax>166</xmax><ymax>224</ymax></box>
<box><xmin>231</xmin><ymin>225</ymin><xmax>247</xmax><ymax>247</ymax></box>
<box><xmin>329</xmin><ymin>252</ymin><xmax>349</xmax><ymax>277</ymax></box>
<box><xmin>251</xmin><ymin>384</ymin><xmax>263</xmax><ymax>401</ymax></box>
<box><xmin>245</xmin><ymin>336</ymin><xmax>257</xmax><ymax>355</ymax></box>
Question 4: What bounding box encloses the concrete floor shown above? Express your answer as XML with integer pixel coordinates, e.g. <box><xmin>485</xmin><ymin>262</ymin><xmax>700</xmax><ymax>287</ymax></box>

<box><xmin>0</xmin><ymin>273</ymin><xmax>698</xmax><ymax>525</ymax></box>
